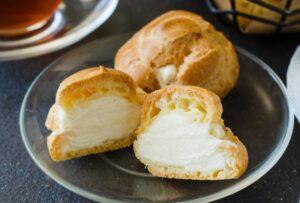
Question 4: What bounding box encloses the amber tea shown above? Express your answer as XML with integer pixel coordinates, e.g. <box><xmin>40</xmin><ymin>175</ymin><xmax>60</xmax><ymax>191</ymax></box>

<box><xmin>0</xmin><ymin>0</ymin><xmax>61</xmax><ymax>36</ymax></box>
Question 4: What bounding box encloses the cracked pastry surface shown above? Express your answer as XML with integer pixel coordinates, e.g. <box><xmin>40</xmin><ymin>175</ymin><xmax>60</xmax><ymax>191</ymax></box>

<box><xmin>115</xmin><ymin>10</ymin><xmax>239</xmax><ymax>97</ymax></box>
<box><xmin>134</xmin><ymin>85</ymin><xmax>248</xmax><ymax>180</ymax></box>
<box><xmin>45</xmin><ymin>66</ymin><xmax>144</xmax><ymax>161</ymax></box>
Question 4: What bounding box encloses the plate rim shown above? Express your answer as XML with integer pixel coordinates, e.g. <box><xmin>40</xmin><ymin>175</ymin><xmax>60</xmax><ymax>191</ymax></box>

<box><xmin>19</xmin><ymin>34</ymin><xmax>295</xmax><ymax>203</ymax></box>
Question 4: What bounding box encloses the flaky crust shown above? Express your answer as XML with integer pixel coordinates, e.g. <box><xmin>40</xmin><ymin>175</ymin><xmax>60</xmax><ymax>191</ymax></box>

<box><xmin>45</xmin><ymin>66</ymin><xmax>142</xmax><ymax>161</ymax></box>
<box><xmin>134</xmin><ymin>85</ymin><xmax>248</xmax><ymax>180</ymax></box>
<box><xmin>115</xmin><ymin>10</ymin><xmax>239</xmax><ymax>97</ymax></box>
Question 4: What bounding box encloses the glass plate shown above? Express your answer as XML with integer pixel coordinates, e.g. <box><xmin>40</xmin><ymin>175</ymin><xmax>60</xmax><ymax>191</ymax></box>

<box><xmin>20</xmin><ymin>33</ymin><xmax>294</xmax><ymax>203</ymax></box>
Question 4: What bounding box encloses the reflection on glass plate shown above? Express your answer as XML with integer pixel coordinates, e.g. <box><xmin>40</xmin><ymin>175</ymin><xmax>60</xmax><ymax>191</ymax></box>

<box><xmin>20</xmin><ymin>33</ymin><xmax>294</xmax><ymax>203</ymax></box>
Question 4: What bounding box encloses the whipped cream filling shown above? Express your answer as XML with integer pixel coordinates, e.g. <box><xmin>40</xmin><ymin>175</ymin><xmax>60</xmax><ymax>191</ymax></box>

<box><xmin>136</xmin><ymin>111</ymin><xmax>236</xmax><ymax>173</ymax></box>
<box><xmin>154</xmin><ymin>64</ymin><xmax>177</xmax><ymax>87</ymax></box>
<box><xmin>56</xmin><ymin>96</ymin><xmax>141</xmax><ymax>152</ymax></box>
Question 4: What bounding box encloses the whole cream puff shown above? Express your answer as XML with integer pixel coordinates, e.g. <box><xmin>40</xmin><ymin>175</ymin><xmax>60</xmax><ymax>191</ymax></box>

<box><xmin>115</xmin><ymin>10</ymin><xmax>239</xmax><ymax>97</ymax></box>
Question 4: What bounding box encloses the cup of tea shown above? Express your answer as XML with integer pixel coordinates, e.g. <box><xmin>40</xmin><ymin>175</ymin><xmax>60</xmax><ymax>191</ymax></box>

<box><xmin>0</xmin><ymin>0</ymin><xmax>61</xmax><ymax>37</ymax></box>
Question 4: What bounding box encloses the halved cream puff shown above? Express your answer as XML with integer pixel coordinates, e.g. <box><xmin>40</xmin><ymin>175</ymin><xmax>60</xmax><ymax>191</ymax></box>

<box><xmin>134</xmin><ymin>85</ymin><xmax>248</xmax><ymax>180</ymax></box>
<box><xmin>46</xmin><ymin>66</ymin><xmax>144</xmax><ymax>161</ymax></box>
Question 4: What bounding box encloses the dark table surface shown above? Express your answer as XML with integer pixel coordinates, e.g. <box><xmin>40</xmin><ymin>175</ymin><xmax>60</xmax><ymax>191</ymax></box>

<box><xmin>0</xmin><ymin>0</ymin><xmax>299</xmax><ymax>202</ymax></box>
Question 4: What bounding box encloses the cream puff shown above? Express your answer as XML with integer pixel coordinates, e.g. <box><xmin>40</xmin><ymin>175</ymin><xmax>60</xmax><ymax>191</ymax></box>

<box><xmin>115</xmin><ymin>10</ymin><xmax>239</xmax><ymax>97</ymax></box>
<box><xmin>45</xmin><ymin>66</ymin><xmax>144</xmax><ymax>161</ymax></box>
<box><xmin>134</xmin><ymin>85</ymin><xmax>248</xmax><ymax>180</ymax></box>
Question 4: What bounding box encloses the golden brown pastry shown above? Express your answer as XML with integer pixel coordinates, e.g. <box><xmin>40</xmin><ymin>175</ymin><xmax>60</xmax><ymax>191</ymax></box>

<box><xmin>134</xmin><ymin>85</ymin><xmax>248</xmax><ymax>180</ymax></box>
<box><xmin>115</xmin><ymin>10</ymin><xmax>239</xmax><ymax>97</ymax></box>
<box><xmin>45</xmin><ymin>66</ymin><xmax>144</xmax><ymax>161</ymax></box>
<box><xmin>215</xmin><ymin>0</ymin><xmax>300</xmax><ymax>33</ymax></box>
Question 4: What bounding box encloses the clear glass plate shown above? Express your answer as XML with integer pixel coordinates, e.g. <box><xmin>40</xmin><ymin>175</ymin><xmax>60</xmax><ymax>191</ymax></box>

<box><xmin>19</xmin><ymin>33</ymin><xmax>294</xmax><ymax>203</ymax></box>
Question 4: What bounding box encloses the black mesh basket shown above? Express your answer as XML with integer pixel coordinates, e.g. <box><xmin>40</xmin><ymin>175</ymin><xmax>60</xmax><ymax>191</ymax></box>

<box><xmin>206</xmin><ymin>0</ymin><xmax>300</xmax><ymax>33</ymax></box>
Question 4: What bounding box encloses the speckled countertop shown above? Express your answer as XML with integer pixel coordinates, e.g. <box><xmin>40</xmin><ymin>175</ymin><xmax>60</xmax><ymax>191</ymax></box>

<box><xmin>0</xmin><ymin>0</ymin><xmax>299</xmax><ymax>202</ymax></box>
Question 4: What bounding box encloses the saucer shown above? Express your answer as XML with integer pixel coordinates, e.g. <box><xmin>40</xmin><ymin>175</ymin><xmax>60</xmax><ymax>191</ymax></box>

<box><xmin>20</xmin><ymin>33</ymin><xmax>294</xmax><ymax>202</ymax></box>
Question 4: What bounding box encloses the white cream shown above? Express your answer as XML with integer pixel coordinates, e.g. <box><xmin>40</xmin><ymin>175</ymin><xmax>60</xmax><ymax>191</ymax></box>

<box><xmin>136</xmin><ymin>111</ymin><xmax>236</xmax><ymax>173</ymax></box>
<box><xmin>57</xmin><ymin>96</ymin><xmax>141</xmax><ymax>152</ymax></box>
<box><xmin>154</xmin><ymin>64</ymin><xmax>177</xmax><ymax>87</ymax></box>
